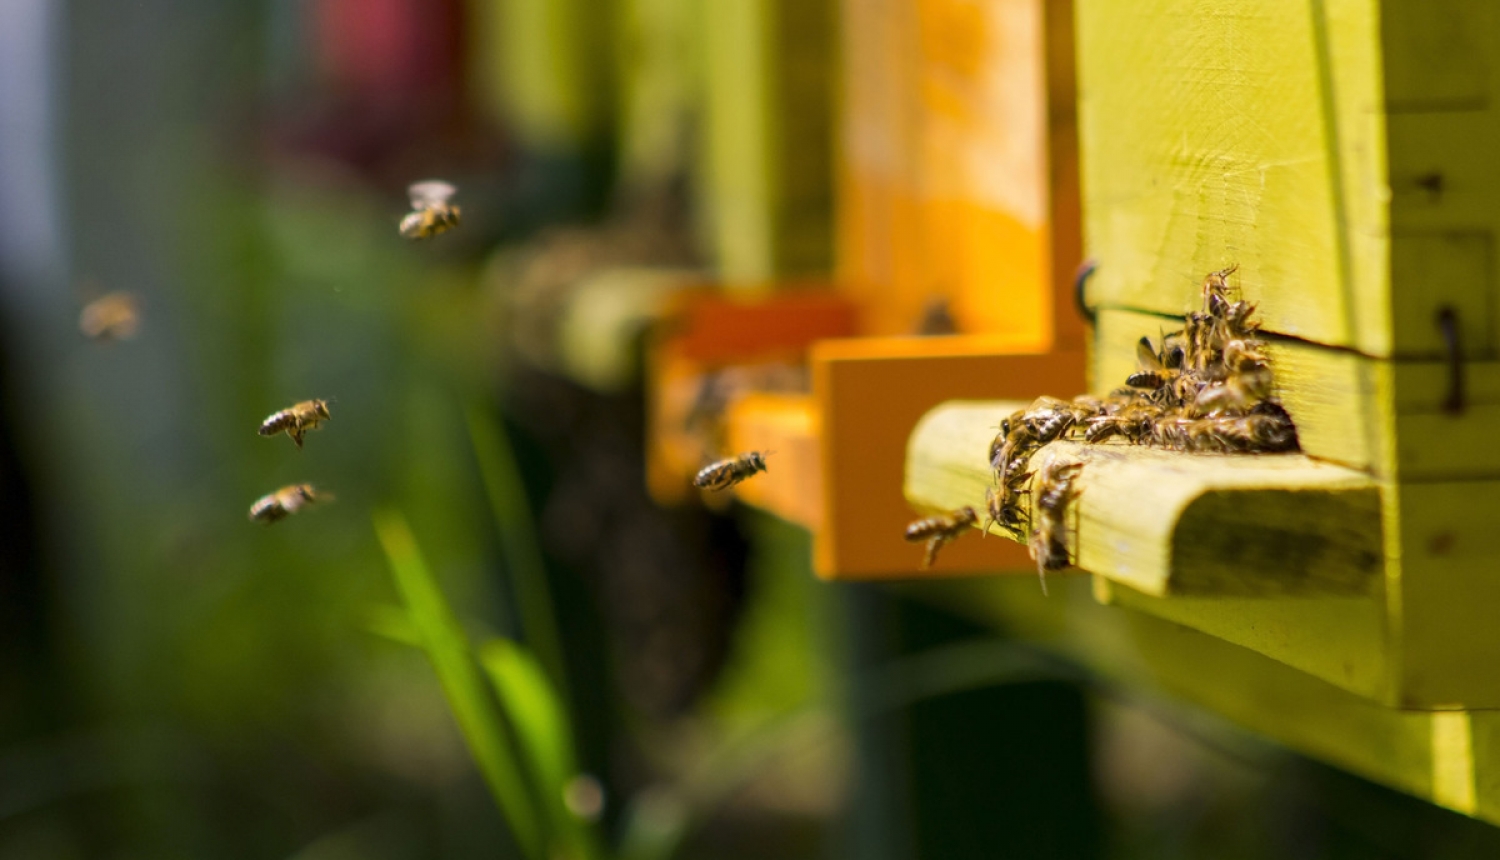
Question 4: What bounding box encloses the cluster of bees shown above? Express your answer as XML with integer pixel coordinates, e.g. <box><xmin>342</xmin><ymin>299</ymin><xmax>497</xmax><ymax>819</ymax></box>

<box><xmin>908</xmin><ymin>266</ymin><xmax>1300</xmax><ymax>587</ymax></box>
<box><xmin>80</xmin><ymin>181</ymin><xmax>462</xmax><ymax>524</ymax></box>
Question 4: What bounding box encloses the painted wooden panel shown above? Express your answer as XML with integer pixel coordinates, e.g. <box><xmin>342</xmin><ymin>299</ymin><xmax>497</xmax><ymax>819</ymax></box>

<box><xmin>838</xmin><ymin>0</ymin><xmax>1080</xmax><ymax>345</ymax></box>
<box><xmin>1075</xmin><ymin>0</ymin><xmax>1389</xmax><ymax>353</ymax></box>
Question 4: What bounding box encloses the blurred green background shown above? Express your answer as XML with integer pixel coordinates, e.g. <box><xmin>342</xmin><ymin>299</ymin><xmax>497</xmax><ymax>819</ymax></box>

<box><xmin>5</xmin><ymin>1</ymin><xmax>1500</xmax><ymax>858</ymax></box>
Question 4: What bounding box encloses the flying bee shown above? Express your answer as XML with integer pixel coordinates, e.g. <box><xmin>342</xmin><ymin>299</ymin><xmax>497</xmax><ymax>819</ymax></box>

<box><xmin>1028</xmin><ymin>460</ymin><xmax>1084</xmax><ymax>595</ymax></box>
<box><xmin>249</xmin><ymin>483</ymin><xmax>331</xmax><ymax>524</ymax></box>
<box><xmin>259</xmin><ymin>399</ymin><xmax>332</xmax><ymax>449</ymax></box>
<box><xmin>79</xmin><ymin>291</ymin><xmax>141</xmax><ymax>342</ymax></box>
<box><xmin>693</xmin><ymin>450</ymin><xmax>771</xmax><ymax>491</ymax></box>
<box><xmin>399</xmin><ymin>180</ymin><xmax>461</xmax><ymax>240</ymax></box>
<box><xmin>904</xmin><ymin>506</ymin><xmax>978</xmax><ymax>569</ymax></box>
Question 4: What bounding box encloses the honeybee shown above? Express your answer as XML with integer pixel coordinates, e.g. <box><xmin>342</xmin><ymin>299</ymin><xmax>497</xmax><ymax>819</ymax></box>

<box><xmin>399</xmin><ymin>180</ymin><xmax>461</xmax><ymax>240</ymax></box>
<box><xmin>79</xmin><ymin>291</ymin><xmax>141</xmax><ymax>342</ymax></box>
<box><xmin>248</xmin><ymin>483</ymin><xmax>331</xmax><ymax>524</ymax></box>
<box><xmin>904</xmin><ymin>506</ymin><xmax>978</xmax><ymax>569</ymax></box>
<box><xmin>1084</xmin><ymin>402</ymin><xmax>1157</xmax><ymax>445</ymax></box>
<box><xmin>259</xmin><ymin>399</ymin><xmax>332</xmax><ymax>449</ymax></box>
<box><xmin>1126</xmin><ymin>336</ymin><xmax>1181</xmax><ymax>394</ymax></box>
<box><xmin>1023</xmin><ymin>396</ymin><xmax>1079</xmax><ymax>443</ymax></box>
<box><xmin>1028</xmin><ymin>460</ymin><xmax>1083</xmax><ymax>595</ymax></box>
<box><xmin>1201</xmin><ymin>264</ymin><xmax>1240</xmax><ymax>304</ymax></box>
<box><xmin>983</xmin><ymin>470</ymin><xmax>1032</xmax><ymax>540</ymax></box>
<box><xmin>693</xmin><ymin>451</ymin><xmax>770</xmax><ymax>491</ymax></box>
<box><xmin>1218</xmin><ymin>406</ymin><xmax>1299</xmax><ymax>452</ymax></box>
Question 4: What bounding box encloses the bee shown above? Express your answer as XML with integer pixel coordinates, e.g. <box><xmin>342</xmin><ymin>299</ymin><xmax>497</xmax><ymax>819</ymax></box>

<box><xmin>399</xmin><ymin>180</ymin><xmax>461</xmax><ymax>240</ymax></box>
<box><xmin>79</xmin><ymin>291</ymin><xmax>141</xmax><ymax>342</ymax></box>
<box><xmin>1084</xmin><ymin>402</ymin><xmax>1157</xmax><ymax>445</ymax></box>
<box><xmin>693</xmin><ymin>451</ymin><xmax>771</xmax><ymax>491</ymax></box>
<box><xmin>1218</xmin><ymin>406</ymin><xmax>1300</xmax><ymax>453</ymax></box>
<box><xmin>249</xmin><ymin>483</ymin><xmax>331</xmax><ymax>524</ymax></box>
<box><xmin>1028</xmin><ymin>460</ymin><xmax>1083</xmax><ymax>595</ymax></box>
<box><xmin>905</xmin><ymin>506</ymin><xmax>978</xmax><ymax>569</ymax></box>
<box><xmin>1023</xmin><ymin>396</ymin><xmax>1078</xmax><ymax>443</ymax></box>
<box><xmin>259</xmin><ymin>399</ymin><xmax>332</xmax><ymax>449</ymax></box>
<box><xmin>1200</xmin><ymin>263</ymin><xmax>1240</xmax><ymax>304</ymax></box>
<box><xmin>983</xmin><ymin>470</ymin><xmax>1032</xmax><ymax>540</ymax></box>
<box><xmin>1126</xmin><ymin>336</ymin><xmax>1180</xmax><ymax>392</ymax></box>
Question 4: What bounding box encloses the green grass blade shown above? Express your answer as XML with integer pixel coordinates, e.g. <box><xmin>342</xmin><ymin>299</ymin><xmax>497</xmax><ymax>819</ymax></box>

<box><xmin>465</xmin><ymin>404</ymin><xmax>572</xmax><ymax>706</ymax></box>
<box><xmin>372</xmin><ymin>510</ymin><xmax>545</xmax><ymax>859</ymax></box>
<box><xmin>480</xmin><ymin>639</ymin><xmax>602</xmax><ymax>860</ymax></box>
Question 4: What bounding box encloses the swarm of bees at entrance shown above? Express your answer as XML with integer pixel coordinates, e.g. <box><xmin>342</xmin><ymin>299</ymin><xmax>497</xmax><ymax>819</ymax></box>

<box><xmin>981</xmin><ymin>265</ymin><xmax>1300</xmax><ymax>590</ymax></box>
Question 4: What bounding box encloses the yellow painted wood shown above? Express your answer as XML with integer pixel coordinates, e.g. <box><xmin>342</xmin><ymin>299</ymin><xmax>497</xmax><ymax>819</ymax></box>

<box><xmin>702</xmin><ymin>0</ymin><xmax>834</xmax><ymax>283</ymax></box>
<box><xmin>905</xmin><ymin>402</ymin><xmax>1382</xmax><ymax>596</ymax></box>
<box><xmin>1393</xmin><ymin>481</ymin><xmax>1500</xmax><ymax>709</ymax></box>
<box><xmin>899</xmin><ymin>578</ymin><xmax>1439</xmax><ymax>815</ymax></box>
<box><xmin>1075</xmin><ymin>0</ymin><xmax>1389</xmax><ymax>354</ymax></box>
<box><xmin>905</xmin><ymin>401</ymin><xmax>1392</xmax><ymax>697</ymax></box>
<box><xmin>474</xmin><ymin>0</ymin><xmax>615</xmax><ymax>151</ymax></box>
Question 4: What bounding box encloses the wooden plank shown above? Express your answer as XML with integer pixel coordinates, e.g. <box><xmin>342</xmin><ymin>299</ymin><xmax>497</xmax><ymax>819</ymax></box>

<box><xmin>901</xmin><ymin>578</ymin><xmax>1423</xmax><ymax>807</ymax></box>
<box><xmin>837</xmin><ymin>0</ymin><xmax>1080</xmax><ymax>346</ymax></box>
<box><xmin>1075</xmin><ymin>0</ymin><xmax>1389</xmax><ymax>354</ymax></box>
<box><xmin>905</xmin><ymin>402</ymin><xmax>1383</xmax><ymax>597</ymax></box>
<box><xmin>814</xmin><ymin>341</ymin><xmax>1086</xmax><ymax>577</ymax></box>
<box><xmin>703</xmin><ymin>0</ymin><xmax>834</xmax><ymax>282</ymax></box>
<box><xmin>1395</xmin><ymin>480</ymin><xmax>1500</xmax><ymax>709</ymax></box>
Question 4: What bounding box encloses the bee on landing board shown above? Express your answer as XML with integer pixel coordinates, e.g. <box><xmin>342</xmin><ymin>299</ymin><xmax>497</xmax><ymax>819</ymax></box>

<box><xmin>259</xmin><ymin>399</ymin><xmax>331</xmax><ymax>449</ymax></box>
<box><xmin>905</xmin><ymin>506</ymin><xmax>978</xmax><ymax>569</ymax></box>
<box><xmin>1028</xmin><ymin>460</ymin><xmax>1083</xmax><ymax>596</ymax></box>
<box><xmin>79</xmin><ymin>291</ymin><xmax>142</xmax><ymax>342</ymax></box>
<box><xmin>249</xmin><ymin>483</ymin><xmax>331</xmax><ymax>524</ymax></box>
<box><xmin>693</xmin><ymin>451</ymin><xmax>771</xmax><ymax>491</ymax></box>
<box><xmin>400</xmin><ymin>180</ymin><xmax>461</xmax><ymax>240</ymax></box>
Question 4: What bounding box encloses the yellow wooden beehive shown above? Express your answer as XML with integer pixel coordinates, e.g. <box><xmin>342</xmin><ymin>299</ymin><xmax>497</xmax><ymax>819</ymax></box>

<box><xmin>947</xmin><ymin>0</ymin><xmax>1500</xmax><ymax>711</ymax></box>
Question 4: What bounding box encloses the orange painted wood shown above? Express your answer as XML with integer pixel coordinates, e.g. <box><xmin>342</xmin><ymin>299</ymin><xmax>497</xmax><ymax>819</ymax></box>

<box><xmin>812</xmin><ymin>336</ymin><xmax>1087</xmax><ymax>578</ymax></box>
<box><xmin>837</xmin><ymin>0</ymin><xmax>1082</xmax><ymax>350</ymax></box>
<box><xmin>724</xmin><ymin>394</ymin><xmax>823</xmax><ymax>529</ymax></box>
<box><xmin>646</xmin><ymin>291</ymin><xmax>856</xmax><ymax>506</ymax></box>
<box><xmin>665</xmin><ymin>288</ymin><xmax>859</xmax><ymax>363</ymax></box>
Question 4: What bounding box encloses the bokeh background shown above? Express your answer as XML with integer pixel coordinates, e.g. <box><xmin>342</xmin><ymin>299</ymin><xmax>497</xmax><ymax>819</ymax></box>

<box><xmin>5</xmin><ymin>2</ymin><xmax>1500</xmax><ymax>858</ymax></box>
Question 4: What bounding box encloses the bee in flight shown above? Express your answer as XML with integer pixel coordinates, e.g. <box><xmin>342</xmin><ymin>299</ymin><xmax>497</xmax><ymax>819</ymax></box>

<box><xmin>400</xmin><ymin>180</ymin><xmax>461</xmax><ymax>240</ymax></box>
<box><xmin>905</xmin><ymin>506</ymin><xmax>979</xmax><ymax>569</ymax></box>
<box><xmin>259</xmin><ymin>399</ymin><xmax>332</xmax><ymax>449</ymax></box>
<box><xmin>79</xmin><ymin>291</ymin><xmax>142</xmax><ymax>342</ymax></box>
<box><xmin>249</xmin><ymin>483</ymin><xmax>331</xmax><ymax>524</ymax></box>
<box><xmin>693</xmin><ymin>451</ymin><xmax>771</xmax><ymax>491</ymax></box>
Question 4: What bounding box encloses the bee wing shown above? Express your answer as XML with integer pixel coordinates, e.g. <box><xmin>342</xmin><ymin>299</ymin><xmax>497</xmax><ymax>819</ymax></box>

<box><xmin>408</xmin><ymin>180</ymin><xmax>457</xmax><ymax>208</ymax></box>
<box><xmin>1135</xmin><ymin>337</ymin><xmax>1164</xmax><ymax>371</ymax></box>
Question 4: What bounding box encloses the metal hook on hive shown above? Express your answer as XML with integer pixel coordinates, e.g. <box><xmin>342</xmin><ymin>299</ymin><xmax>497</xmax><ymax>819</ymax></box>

<box><xmin>1437</xmin><ymin>305</ymin><xmax>1465</xmax><ymax>415</ymax></box>
<box><xmin>1073</xmin><ymin>258</ymin><xmax>1098</xmax><ymax>325</ymax></box>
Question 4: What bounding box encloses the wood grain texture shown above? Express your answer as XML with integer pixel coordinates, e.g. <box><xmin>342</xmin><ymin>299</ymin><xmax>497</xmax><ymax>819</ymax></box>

<box><xmin>905</xmin><ymin>402</ymin><xmax>1383</xmax><ymax>597</ymax></box>
<box><xmin>1075</xmin><ymin>0</ymin><xmax>1389</xmax><ymax>353</ymax></box>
